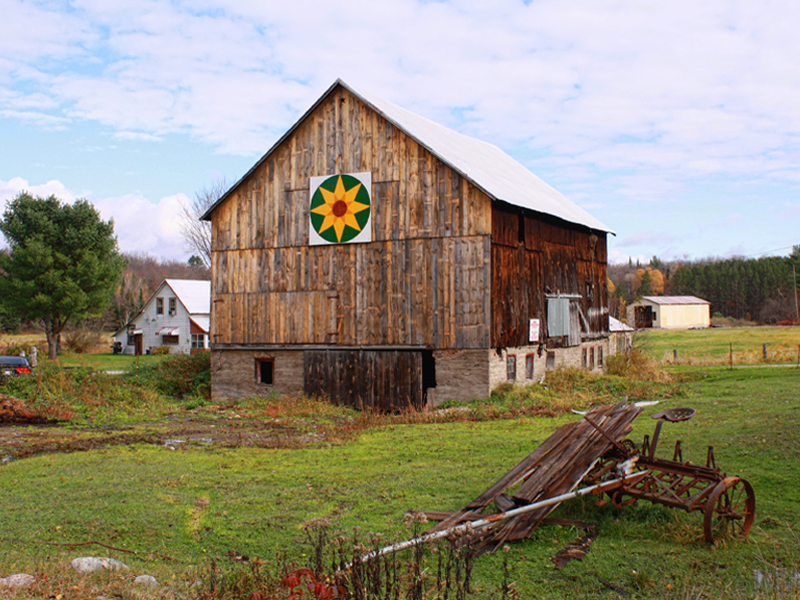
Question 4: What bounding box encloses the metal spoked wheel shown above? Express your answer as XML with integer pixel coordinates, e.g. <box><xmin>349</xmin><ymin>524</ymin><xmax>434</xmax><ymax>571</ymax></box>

<box><xmin>703</xmin><ymin>476</ymin><xmax>755</xmax><ymax>543</ymax></box>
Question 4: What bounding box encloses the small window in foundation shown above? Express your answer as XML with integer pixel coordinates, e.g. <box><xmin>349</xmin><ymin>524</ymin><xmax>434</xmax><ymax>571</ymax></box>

<box><xmin>598</xmin><ymin>347</ymin><xmax>604</xmax><ymax>368</ymax></box>
<box><xmin>525</xmin><ymin>354</ymin><xmax>534</xmax><ymax>380</ymax></box>
<box><xmin>506</xmin><ymin>355</ymin><xmax>517</xmax><ymax>381</ymax></box>
<box><xmin>546</xmin><ymin>351</ymin><xmax>555</xmax><ymax>371</ymax></box>
<box><xmin>589</xmin><ymin>347</ymin><xmax>595</xmax><ymax>369</ymax></box>
<box><xmin>581</xmin><ymin>348</ymin><xmax>587</xmax><ymax>369</ymax></box>
<box><xmin>256</xmin><ymin>358</ymin><xmax>274</xmax><ymax>385</ymax></box>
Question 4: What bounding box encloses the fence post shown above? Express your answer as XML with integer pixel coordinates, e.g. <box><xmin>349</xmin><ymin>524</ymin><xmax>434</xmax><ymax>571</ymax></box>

<box><xmin>729</xmin><ymin>343</ymin><xmax>733</xmax><ymax>370</ymax></box>
<box><xmin>763</xmin><ymin>344</ymin><xmax>768</xmax><ymax>361</ymax></box>
<box><xmin>673</xmin><ymin>349</ymin><xmax>679</xmax><ymax>363</ymax></box>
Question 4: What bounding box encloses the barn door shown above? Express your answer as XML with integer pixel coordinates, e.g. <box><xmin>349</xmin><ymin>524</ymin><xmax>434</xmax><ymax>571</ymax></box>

<box><xmin>304</xmin><ymin>350</ymin><xmax>424</xmax><ymax>411</ymax></box>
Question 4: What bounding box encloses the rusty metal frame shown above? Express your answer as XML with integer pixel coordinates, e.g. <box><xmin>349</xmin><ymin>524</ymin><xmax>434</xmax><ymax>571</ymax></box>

<box><xmin>584</xmin><ymin>408</ymin><xmax>755</xmax><ymax>543</ymax></box>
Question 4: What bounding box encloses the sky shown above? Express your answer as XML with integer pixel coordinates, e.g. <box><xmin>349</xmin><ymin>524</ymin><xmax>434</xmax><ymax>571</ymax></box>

<box><xmin>1</xmin><ymin>0</ymin><xmax>799</xmax><ymax>265</ymax></box>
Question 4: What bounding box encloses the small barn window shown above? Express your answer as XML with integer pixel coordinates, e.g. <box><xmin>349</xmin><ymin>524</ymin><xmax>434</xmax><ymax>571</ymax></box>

<box><xmin>546</xmin><ymin>351</ymin><xmax>555</xmax><ymax>371</ymax></box>
<box><xmin>506</xmin><ymin>355</ymin><xmax>517</xmax><ymax>381</ymax></box>
<box><xmin>598</xmin><ymin>346</ymin><xmax>604</xmax><ymax>368</ymax></box>
<box><xmin>525</xmin><ymin>354</ymin><xmax>534</xmax><ymax>380</ymax></box>
<box><xmin>256</xmin><ymin>358</ymin><xmax>274</xmax><ymax>385</ymax></box>
<box><xmin>156</xmin><ymin>298</ymin><xmax>164</xmax><ymax>315</ymax></box>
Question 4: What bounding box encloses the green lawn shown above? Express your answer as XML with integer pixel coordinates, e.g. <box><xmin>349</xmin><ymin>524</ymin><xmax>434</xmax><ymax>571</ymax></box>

<box><xmin>637</xmin><ymin>326</ymin><xmax>800</xmax><ymax>365</ymax></box>
<box><xmin>56</xmin><ymin>352</ymin><xmax>171</xmax><ymax>370</ymax></box>
<box><xmin>0</xmin><ymin>366</ymin><xmax>798</xmax><ymax>598</ymax></box>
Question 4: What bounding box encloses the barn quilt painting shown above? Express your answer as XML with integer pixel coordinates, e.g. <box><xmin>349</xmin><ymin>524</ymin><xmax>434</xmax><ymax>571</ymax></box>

<box><xmin>308</xmin><ymin>172</ymin><xmax>372</xmax><ymax>245</ymax></box>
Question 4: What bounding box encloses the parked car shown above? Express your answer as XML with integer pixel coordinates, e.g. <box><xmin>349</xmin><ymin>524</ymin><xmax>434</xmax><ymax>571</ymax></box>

<box><xmin>0</xmin><ymin>355</ymin><xmax>33</xmax><ymax>381</ymax></box>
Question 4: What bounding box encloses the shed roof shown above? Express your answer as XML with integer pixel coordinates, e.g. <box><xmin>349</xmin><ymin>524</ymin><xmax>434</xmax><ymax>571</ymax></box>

<box><xmin>202</xmin><ymin>79</ymin><xmax>612</xmax><ymax>234</ymax></box>
<box><xmin>609</xmin><ymin>316</ymin><xmax>634</xmax><ymax>332</ymax></box>
<box><xmin>641</xmin><ymin>296</ymin><xmax>710</xmax><ymax>306</ymax></box>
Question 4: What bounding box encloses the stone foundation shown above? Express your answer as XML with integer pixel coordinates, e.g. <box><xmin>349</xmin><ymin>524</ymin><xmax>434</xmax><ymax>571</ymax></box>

<box><xmin>210</xmin><ymin>348</ymin><xmax>304</xmax><ymax>401</ymax></box>
<box><xmin>426</xmin><ymin>349</ymin><xmax>491</xmax><ymax>407</ymax></box>
<box><xmin>488</xmin><ymin>339</ymin><xmax>610</xmax><ymax>393</ymax></box>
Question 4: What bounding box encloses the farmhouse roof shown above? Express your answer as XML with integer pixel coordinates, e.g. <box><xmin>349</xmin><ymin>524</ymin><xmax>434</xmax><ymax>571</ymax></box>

<box><xmin>201</xmin><ymin>79</ymin><xmax>612</xmax><ymax>234</ymax></box>
<box><xmin>165</xmin><ymin>279</ymin><xmax>211</xmax><ymax>315</ymax></box>
<box><xmin>641</xmin><ymin>295</ymin><xmax>710</xmax><ymax>306</ymax></box>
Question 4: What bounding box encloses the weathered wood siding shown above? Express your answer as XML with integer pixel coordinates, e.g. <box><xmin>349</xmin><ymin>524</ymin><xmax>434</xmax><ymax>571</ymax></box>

<box><xmin>209</xmin><ymin>86</ymin><xmax>492</xmax><ymax>349</ymax></box>
<box><xmin>304</xmin><ymin>350</ymin><xmax>424</xmax><ymax>411</ymax></box>
<box><xmin>491</xmin><ymin>203</ymin><xmax>608</xmax><ymax>348</ymax></box>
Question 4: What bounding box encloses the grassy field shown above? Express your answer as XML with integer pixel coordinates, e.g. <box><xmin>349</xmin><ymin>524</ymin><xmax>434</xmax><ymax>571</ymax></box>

<box><xmin>0</xmin><ymin>362</ymin><xmax>798</xmax><ymax>599</ymax></box>
<box><xmin>637</xmin><ymin>326</ymin><xmax>800</xmax><ymax>366</ymax></box>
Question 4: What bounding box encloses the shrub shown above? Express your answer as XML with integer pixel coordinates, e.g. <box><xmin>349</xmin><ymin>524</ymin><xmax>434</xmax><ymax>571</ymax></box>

<box><xmin>133</xmin><ymin>352</ymin><xmax>211</xmax><ymax>400</ymax></box>
<box><xmin>151</xmin><ymin>345</ymin><xmax>171</xmax><ymax>355</ymax></box>
<box><xmin>63</xmin><ymin>328</ymin><xmax>107</xmax><ymax>354</ymax></box>
<box><xmin>606</xmin><ymin>348</ymin><xmax>671</xmax><ymax>382</ymax></box>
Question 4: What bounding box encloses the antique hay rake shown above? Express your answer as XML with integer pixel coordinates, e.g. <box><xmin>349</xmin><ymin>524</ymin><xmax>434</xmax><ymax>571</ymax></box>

<box><xmin>584</xmin><ymin>407</ymin><xmax>755</xmax><ymax>543</ymax></box>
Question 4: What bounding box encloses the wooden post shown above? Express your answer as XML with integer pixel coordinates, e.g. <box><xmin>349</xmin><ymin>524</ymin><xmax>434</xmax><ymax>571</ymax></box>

<box><xmin>673</xmin><ymin>349</ymin><xmax>679</xmax><ymax>363</ymax></box>
<box><xmin>763</xmin><ymin>344</ymin><xmax>768</xmax><ymax>361</ymax></box>
<box><xmin>729</xmin><ymin>343</ymin><xmax>733</xmax><ymax>370</ymax></box>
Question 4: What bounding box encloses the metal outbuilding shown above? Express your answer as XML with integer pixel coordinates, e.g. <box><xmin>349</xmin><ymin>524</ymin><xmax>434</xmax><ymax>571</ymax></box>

<box><xmin>627</xmin><ymin>296</ymin><xmax>711</xmax><ymax>330</ymax></box>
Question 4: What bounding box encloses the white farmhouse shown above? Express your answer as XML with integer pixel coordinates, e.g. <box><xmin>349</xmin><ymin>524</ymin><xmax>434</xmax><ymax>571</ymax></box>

<box><xmin>113</xmin><ymin>279</ymin><xmax>211</xmax><ymax>355</ymax></box>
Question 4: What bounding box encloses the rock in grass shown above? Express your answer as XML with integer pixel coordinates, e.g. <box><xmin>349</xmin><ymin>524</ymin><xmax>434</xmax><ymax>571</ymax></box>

<box><xmin>134</xmin><ymin>574</ymin><xmax>158</xmax><ymax>587</ymax></box>
<box><xmin>69</xmin><ymin>557</ymin><xmax>130</xmax><ymax>573</ymax></box>
<box><xmin>0</xmin><ymin>573</ymin><xmax>35</xmax><ymax>587</ymax></box>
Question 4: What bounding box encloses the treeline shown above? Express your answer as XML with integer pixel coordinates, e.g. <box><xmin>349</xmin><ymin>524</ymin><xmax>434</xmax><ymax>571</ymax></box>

<box><xmin>608</xmin><ymin>247</ymin><xmax>800</xmax><ymax>324</ymax></box>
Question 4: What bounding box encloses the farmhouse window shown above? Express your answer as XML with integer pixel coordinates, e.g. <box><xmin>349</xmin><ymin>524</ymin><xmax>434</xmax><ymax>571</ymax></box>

<box><xmin>525</xmin><ymin>354</ymin><xmax>534</xmax><ymax>380</ymax></box>
<box><xmin>506</xmin><ymin>355</ymin><xmax>516</xmax><ymax>381</ymax></box>
<box><xmin>168</xmin><ymin>297</ymin><xmax>177</xmax><ymax>316</ymax></box>
<box><xmin>162</xmin><ymin>335</ymin><xmax>179</xmax><ymax>345</ymax></box>
<box><xmin>256</xmin><ymin>358</ymin><xmax>274</xmax><ymax>385</ymax></box>
<box><xmin>156</xmin><ymin>298</ymin><xmax>164</xmax><ymax>315</ymax></box>
<box><xmin>126</xmin><ymin>334</ymin><xmax>135</xmax><ymax>346</ymax></box>
<box><xmin>191</xmin><ymin>334</ymin><xmax>206</xmax><ymax>349</ymax></box>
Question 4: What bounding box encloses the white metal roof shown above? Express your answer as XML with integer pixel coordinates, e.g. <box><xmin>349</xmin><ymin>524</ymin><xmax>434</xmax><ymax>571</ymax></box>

<box><xmin>609</xmin><ymin>316</ymin><xmax>634</xmax><ymax>332</ymax></box>
<box><xmin>202</xmin><ymin>80</ymin><xmax>613</xmax><ymax>234</ymax></box>
<box><xmin>641</xmin><ymin>295</ymin><xmax>710</xmax><ymax>306</ymax></box>
<box><xmin>166</xmin><ymin>279</ymin><xmax>211</xmax><ymax>314</ymax></box>
<box><xmin>346</xmin><ymin>81</ymin><xmax>612</xmax><ymax>233</ymax></box>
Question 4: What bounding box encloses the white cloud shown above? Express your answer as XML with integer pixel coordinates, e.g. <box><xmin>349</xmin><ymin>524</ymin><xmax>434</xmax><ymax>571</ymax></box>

<box><xmin>0</xmin><ymin>177</ymin><xmax>79</xmax><ymax>203</ymax></box>
<box><xmin>92</xmin><ymin>192</ymin><xmax>189</xmax><ymax>260</ymax></box>
<box><xmin>0</xmin><ymin>178</ymin><xmax>189</xmax><ymax>262</ymax></box>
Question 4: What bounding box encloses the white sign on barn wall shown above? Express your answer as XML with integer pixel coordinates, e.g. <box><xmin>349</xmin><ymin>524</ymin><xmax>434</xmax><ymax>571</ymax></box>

<box><xmin>529</xmin><ymin>318</ymin><xmax>540</xmax><ymax>343</ymax></box>
<box><xmin>309</xmin><ymin>172</ymin><xmax>372</xmax><ymax>246</ymax></box>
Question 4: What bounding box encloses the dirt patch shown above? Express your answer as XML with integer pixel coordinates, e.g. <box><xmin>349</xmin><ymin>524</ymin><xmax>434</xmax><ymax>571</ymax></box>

<box><xmin>0</xmin><ymin>409</ymin><xmax>333</xmax><ymax>462</ymax></box>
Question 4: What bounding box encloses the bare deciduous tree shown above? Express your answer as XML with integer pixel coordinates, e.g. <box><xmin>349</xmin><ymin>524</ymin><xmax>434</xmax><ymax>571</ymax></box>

<box><xmin>180</xmin><ymin>178</ymin><xmax>228</xmax><ymax>267</ymax></box>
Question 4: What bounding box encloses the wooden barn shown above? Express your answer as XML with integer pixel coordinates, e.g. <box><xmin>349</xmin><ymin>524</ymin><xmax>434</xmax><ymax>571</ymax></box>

<box><xmin>201</xmin><ymin>79</ymin><xmax>613</xmax><ymax>410</ymax></box>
